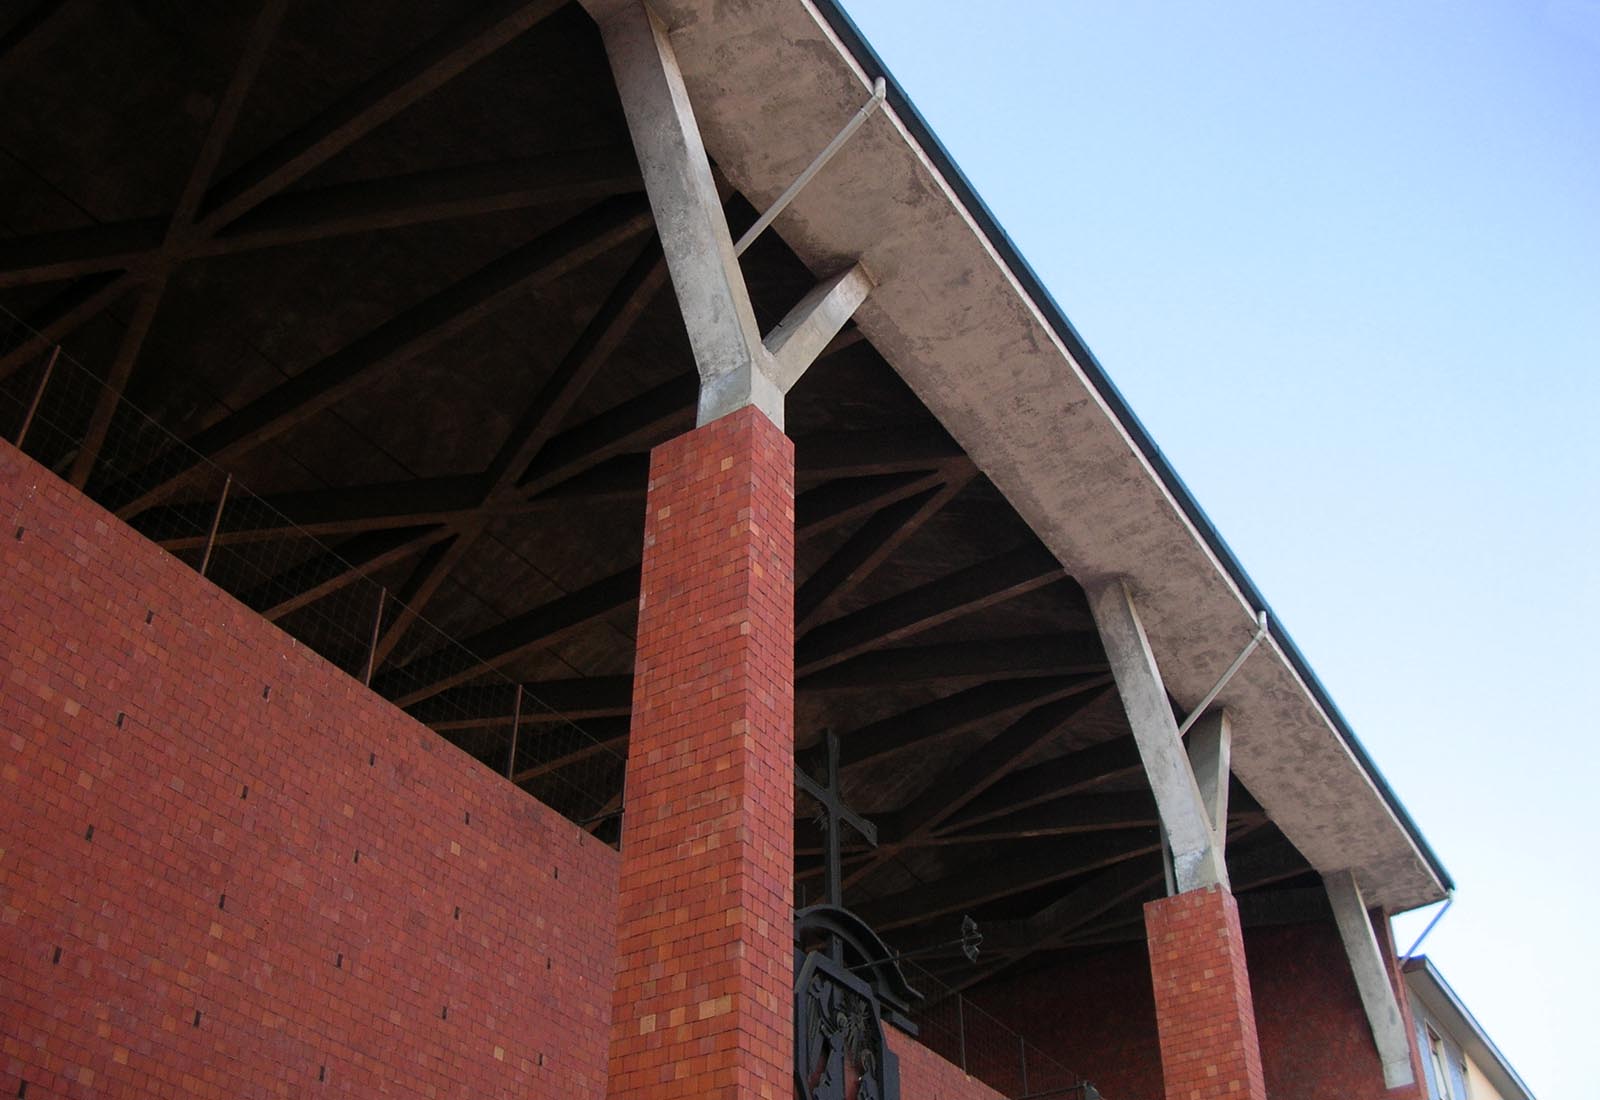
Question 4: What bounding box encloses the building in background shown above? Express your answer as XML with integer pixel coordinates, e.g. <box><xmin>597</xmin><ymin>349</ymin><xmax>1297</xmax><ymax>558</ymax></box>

<box><xmin>1405</xmin><ymin>957</ymin><xmax>1535</xmax><ymax>1100</ymax></box>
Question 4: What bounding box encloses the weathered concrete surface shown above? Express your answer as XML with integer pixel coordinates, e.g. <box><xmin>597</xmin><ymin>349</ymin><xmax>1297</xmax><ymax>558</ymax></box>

<box><xmin>583</xmin><ymin>0</ymin><xmax>1445</xmax><ymax>911</ymax></box>
<box><xmin>1187</xmin><ymin>709</ymin><xmax>1233</xmax><ymax>840</ymax></box>
<box><xmin>1089</xmin><ymin>578</ymin><xmax>1227</xmax><ymax>893</ymax></box>
<box><xmin>1325</xmin><ymin>870</ymin><xmax>1418</xmax><ymax>1089</ymax></box>
<box><xmin>597</xmin><ymin>2</ymin><xmax>868</xmax><ymax>430</ymax></box>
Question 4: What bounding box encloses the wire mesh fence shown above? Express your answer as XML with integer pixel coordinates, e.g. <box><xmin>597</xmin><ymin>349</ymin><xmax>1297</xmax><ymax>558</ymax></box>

<box><xmin>900</xmin><ymin>958</ymin><xmax>1106</xmax><ymax>1100</ymax></box>
<box><xmin>0</xmin><ymin>307</ymin><xmax>625</xmax><ymax>834</ymax></box>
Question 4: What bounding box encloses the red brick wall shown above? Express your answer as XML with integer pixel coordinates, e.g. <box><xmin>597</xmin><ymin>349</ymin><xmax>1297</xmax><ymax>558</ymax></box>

<box><xmin>886</xmin><ymin>1026</ymin><xmax>1008</xmax><ymax>1100</ymax></box>
<box><xmin>1247</xmin><ymin>917</ymin><xmax>1425</xmax><ymax>1100</ymax></box>
<box><xmin>961</xmin><ymin>913</ymin><xmax>1429</xmax><ymax>1100</ymax></box>
<box><xmin>1144</xmin><ymin>887</ymin><xmax>1267</xmax><ymax>1100</ymax></box>
<box><xmin>970</xmin><ymin>944</ymin><xmax>1164</xmax><ymax>1100</ymax></box>
<box><xmin>605</xmin><ymin>407</ymin><xmax>795</xmax><ymax>1100</ymax></box>
<box><xmin>0</xmin><ymin>442</ymin><xmax>619</xmax><ymax>1099</ymax></box>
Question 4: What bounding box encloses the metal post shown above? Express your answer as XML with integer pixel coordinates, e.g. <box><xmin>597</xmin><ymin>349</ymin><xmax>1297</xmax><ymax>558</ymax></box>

<box><xmin>15</xmin><ymin>346</ymin><xmax>60</xmax><ymax>449</ymax></box>
<box><xmin>505</xmin><ymin>683</ymin><xmax>524</xmax><ymax>780</ymax></box>
<box><xmin>956</xmin><ymin>993</ymin><xmax>968</xmax><ymax>1074</ymax></box>
<box><xmin>197</xmin><ymin>474</ymin><xmax>232</xmax><ymax>578</ymax></box>
<box><xmin>1020</xmin><ymin>1034</ymin><xmax>1030</xmax><ymax>1097</ymax></box>
<box><xmin>364</xmin><ymin>587</ymin><xmax>386</xmax><ymax>687</ymax></box>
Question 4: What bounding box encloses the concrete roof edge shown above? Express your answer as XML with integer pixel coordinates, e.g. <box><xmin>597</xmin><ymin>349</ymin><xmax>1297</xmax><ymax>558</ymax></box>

<box><xmin>1404</xmin><ymin>956</ymin><xmax>1537</xmax><ymax>1100</ymax></box>
<box><xmin>804</xmin><ymin>0</ymin><xmax>1453</xmax><ymax>902</ymax></box>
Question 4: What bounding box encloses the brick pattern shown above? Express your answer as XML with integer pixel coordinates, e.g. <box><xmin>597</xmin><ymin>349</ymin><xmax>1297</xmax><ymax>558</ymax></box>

<box><xmin>1247</xmin><ymin>917</ymin><xmax>1424</xmax><ymax>1100</ymax></box>
<box><xmin>1144</xmin><ymin>887</ymin><xmax>1267</xmax><ymax>1100</ymax></box>
<box><xmin>885</xmin><ymin>1027</ymin><xmax>1007</xmax><ymax>1100</ymax></box>
<box><xmin>970</xmin><ymin>944</ymin><xmax>1164</xmax><ymax>1100</ymax></box>
<box><xmin>606</xmin><ymin>406</ymin><xmax>795</xmax><ymax>1100</ymax></box>
<box><xmin>0</xmin><ymin>442</ymin><xmax>619</xmax><ymax>1099</ymax></box>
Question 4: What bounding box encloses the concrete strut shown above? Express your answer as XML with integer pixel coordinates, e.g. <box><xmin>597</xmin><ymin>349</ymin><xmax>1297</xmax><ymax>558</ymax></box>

<box><xmin>1088</xmin><ymin>577</ymin><xmax>1228</xmax><ymax>893</ymax></box>
<box><xmin>1324</xmin><ymin>869</ymin><xmax>1418</xmax><ymax>1089</ymax></box>
<box><xmin>596</xmin><ymin>0</ymin><xmax>870</xmax><ymax>429</ymax></box>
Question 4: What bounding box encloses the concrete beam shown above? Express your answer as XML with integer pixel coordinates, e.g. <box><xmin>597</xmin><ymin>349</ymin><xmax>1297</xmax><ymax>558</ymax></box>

<box><xmin>599</xmin><ymin>1</ymin><xmax>772</xmax><ymax>424</ymax></box>
<box><xmin>1324</xmin><ymin>870</ymin><xmax>1417</xmax><ymax>1089</ymax></box>
<box><xmin>597</xmin><ymin>2</ymin><xmax>869</xmax><ymax>430</ymax></box>
<box><xmin>764</xmin><ymin>262</ymin><xmax>873</xmax><ymax>392</ymax></box>
<box><xmin>1087</xmin><ymin>577</ymin><xmax>1226</xmax><ymax>892</ymax></box>
<box><xmin>1187</xmin><ymin>708</ymin><xmax>1232</xmax><ymax>838</ymax></box>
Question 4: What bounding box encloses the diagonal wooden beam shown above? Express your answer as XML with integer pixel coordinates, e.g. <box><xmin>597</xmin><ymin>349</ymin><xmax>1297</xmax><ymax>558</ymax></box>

<box><xmin>793</xmin><ymin>426</ymin><xmax>964</xmax><ymax>481</ymax></box>
<box><xmin>196</xmin><ymin>0</ymin><xmax>568</xmax><ymax>234</ymax></box>
<box><xmin>66</xmin><ymin>0</ymin><xmax>289</xmax><ymax>489</ymax></box>
<box><xmin>238</xmin><ymin>526</ymin><xmax>451</xmax><ymax>621</ymax></box>
<box><xmin>369</xmin><ymin>241</ymin><xmax>668</xmax><ymax>664</ymax></box>
<box><xmin>518</xmin><ymin>373</ymin><xmax>696</xmax><ymax>494</ymax></box>
<box><xmin>826</xmin><ymin>675</ymin><xmax>1095</xmax><ymax>768</ymax></box>
<box><xmin>0</xmin><ymin>152</ymin><xmax>642</xmax><ymax>290</ymax></box>
<box><xmin>110</xmin><ymin>195</ymin><xmax>652</xmax><ymax>517</ymax></box>
<box><xmin>0</xmin><ymin>274</ymin><xmax>125</xmax><ymax>380</ymax></box>
<box><xmin>937</xmin><ymin>737</ymin><xmax>1147</xmax><ymax>833</ymax></box>
<box><xmin>143</xmin><ymin>475</ymin><xmax>487</xmax><ymax>549</ymax></box>
<box><xmin>931</xmin><ymin>792</ymin><xmax>1166</xmax><ymax>846</ymax></box>
<box><xmin>938</xmin><ymin>856</ymin><xmax>1170</xmax><ymax>994</ymax></box>
<box><xmin>0</xmin><ymin>220</ymin><xmax>166</xmax><ymax>290</ymax></box>
<box><xmin>511</xmin><ymin>717</ymin><xmax>632</xmax><ymax>783</ymax></box>
<box><xmin>858</xmin><ymin>830</ymin><xmax>1163</xmax><ymax>934</ymax></box>
<box><xmin>489</xmin><ymin>240</ymin><xmax>667</xmax><ymax>490</ymax></box>
<box><xmin>1</xmin><ymin>0</ymin><xmax>286</xmax><ymax>405</ymax></box>
<box><xmin>888</xmin><ymin>687</ymin><xmax>1115</xmax><ymax>843</ymax></box>
<box><xmin>796</xmin><ymin>543</ymin><xmax>1065</xmax><ymax>675</ymax></box>
<box><xmin>410</xmin><ymin>675</ymin><xmax>635</xmax><ymax>731</ymax></box>
<box><xmin>795</xmin><ymin>467</ymin><xmax>973</xmax><ymax>632</ymax></box>
<box><xmin>0</xmin><ymin>0</ymin><xmax>569</xmax><ymax>379</ymax></box>
<box><xmin>836</xmin><ymin>687</ymin><xmax>1112</xmax><ymax>892</ymax></box>
<box><xmin>66</xmin><ymin>278</ymin><xmax>166</xmax><ymax>488</ymax></box>
<box><xmin>212</xmin><ymin>149</ymin><xmax>642</xmax><ymax>254</ymax></box>
<box><xmin>172</xmin><ymin>0</ymin><xmax>292</xmax><ymax>233</ymax></box>
<box><xmin>798</xmin><ymin>633</ymin><xmax>1107</xmax><ymax>693</ymax></box>
<box><xmin>0</xmin><ymin>0</ymin><xmax>74</xmax><ymax>69</ymax></box>
<box><xmin>376</xmin><ymin>566</ymin><xmax>641</xmax><ymax>706</ymax></box>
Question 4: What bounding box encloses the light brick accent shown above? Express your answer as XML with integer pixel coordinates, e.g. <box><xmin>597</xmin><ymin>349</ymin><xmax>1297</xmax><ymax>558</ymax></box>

<box><xmin>1145</xmin><ymin>886</ymin><xmax>1268</xmax><ymax>1100</ymax></box>
<box><xmin>606</xmin><ymin>406</ymin><xmax>796</xmax><ymax>1100</ymax></box>
<box><xmin>0</xmin><ymin>441</ymin><xmax>618</xmax><ymax>1099</ymax></box>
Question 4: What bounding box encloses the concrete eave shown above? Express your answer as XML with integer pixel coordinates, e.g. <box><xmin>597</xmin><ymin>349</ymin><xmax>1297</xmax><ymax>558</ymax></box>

<box><xmin>595</xmin><ymin>0</ymin><xmax>1450</xmax><ymax>911</ymax></box>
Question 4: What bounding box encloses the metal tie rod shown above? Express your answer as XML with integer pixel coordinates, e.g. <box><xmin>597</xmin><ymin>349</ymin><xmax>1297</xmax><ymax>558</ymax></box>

<box><xmin>1175</xmin><ymin>610</ymin><xmax>1270</xmax><ymax>737</ymax></box>
<box><xmin>733</xmin><ymin>77</ymin><xmax>888</xmax><ymax>257</ymax></box>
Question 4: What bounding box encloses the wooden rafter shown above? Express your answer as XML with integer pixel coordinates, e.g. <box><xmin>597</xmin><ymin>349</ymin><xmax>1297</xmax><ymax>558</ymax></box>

<box><xmin>796</xmin><ymin>543</ymin><xmax>1065</xmax><ymax>676</ymax></box>
<box><xmin>799</xmin><ymin>634</ymin><xmax>1107</xmax><ymax>693</ymax></box>
<box><xmin>195</xmin><ymin>0</ymin><xmax>568</xmax><ymax>234</ymax></box>
<box><xmin>65</xmin><ymin>0</ymin><xmax>289</xmax><ymax>486</ymax></box>
<box><xmin>0</xmin><ymin>0</ymin><xmax>568</xmax><ymax>379</ymax></box>
<box><xmin>0</xmin><ymin>150</ymin><xmax>642</xmax><ymax>290</ymax></box>
<box><xmin>936</xmin><ymin>738</ymin><xmax>1147</xmax><ymax>833</ymax></box>
<box><xmin>856</xmin><ymin>830</ymin><xmax>1163</xmax><ymax>935</ymax></box>
<box><xmin>107</xmin><ymin>195</ymin><xmax>652</xmax><ymax>517</ymax></box>
<box><xmin>795</xmin><ymin>468</ymin><xmax>974</xmax><ymax>631</ymax></box>
<box><xmin>370</xmin><ymin>239</ymin><xmax>667</xmax><ymax>665</ymax></box>
<box><xmin>820</xmin><ymin>685</ymin><xmax>1113</xmax><ymax>894</ymax></box>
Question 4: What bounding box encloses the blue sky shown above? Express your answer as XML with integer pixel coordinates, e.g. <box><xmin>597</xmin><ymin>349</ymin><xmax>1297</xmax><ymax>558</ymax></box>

<box><xmin>836</xmin><ymin>2</ymin><xmax>1598</xmax><ymax>1095</ymax></box>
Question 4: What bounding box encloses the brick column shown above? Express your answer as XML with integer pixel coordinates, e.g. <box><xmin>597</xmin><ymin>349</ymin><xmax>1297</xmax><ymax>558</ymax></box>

<box><xmin>607</xmin><ymin>405</ymin><xmax>795</xmax><ymax>1100</ymax></box>
<box><xmin>1145</xmin><ymin>886</ymin><xmax>1268</xmax><ymax>1100</ymax></box>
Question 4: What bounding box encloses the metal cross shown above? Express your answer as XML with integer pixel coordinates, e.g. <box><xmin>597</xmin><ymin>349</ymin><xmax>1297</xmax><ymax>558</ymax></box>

<box><xmin>796</xmin><ymin>730</ymin><xmax>877</xmax><ymax>910</ymax></box>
